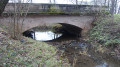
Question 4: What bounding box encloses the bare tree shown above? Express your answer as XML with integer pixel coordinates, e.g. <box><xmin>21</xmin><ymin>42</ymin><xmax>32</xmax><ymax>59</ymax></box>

<box><xmin>94</xmin><ymin>0</ymin><xmax>98</xmax><ymax>5</ymax></box>
<box><xmin>118</xmin><ymin>5</ymin><xmax>120</xmax><ymax>13</ymax></box>
<box><xmin>53</xmin><ymin>0</ymin><xmax>56</xmax><ymax>4</ymax></box>
<box><xmin>69</xmin><ymin>0</ymin><xmax>75</xmax><ymax>4</ymax></box>
<box><xmin>76</xmin><ymin>0</ymin><xmax>78</xmax><ymax>5</ymax></box>
<box><xmin>107</xmin><ymin>0</ymin><xmax>110</xmax><ymax>10</ymax></box>
<box><xmin>110</xmin><ymin>0</ymin><xmax>117</xmax><ymax>16</ymax></box>
<box><xmin>50</xmin><ymin>0</ymin><xmax>52</xmax><ymax>3</ymax></box>
<box><xmin>104</xmin><ymin>0</ymin><xmax>107</xmax><ymax>6</ymax></box>
<box><xmin>0</xmin><ymin>0</ymin><xmax>9</xmax><ymax>15</ymax></box>
<box><xmin>7</xmin><ymin>0</ymin><xmax>32</xmax><ymax>39</ymax></box>
<box><xmin>114</xmin><ymin>0</ymin><xmax>118</xmax><ymax>14</ymax></box>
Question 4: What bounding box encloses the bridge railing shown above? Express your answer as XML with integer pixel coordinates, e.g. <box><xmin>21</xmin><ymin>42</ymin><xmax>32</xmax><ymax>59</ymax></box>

<box><xmin>4</xmin><ymin>3</ymin><xmax>106</xmax><ymax>14</ymax></box>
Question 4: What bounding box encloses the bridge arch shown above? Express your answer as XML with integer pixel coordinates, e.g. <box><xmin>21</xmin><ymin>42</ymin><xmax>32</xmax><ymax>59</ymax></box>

<box><xmin>22</xmin><ymin>23</ymin><xmax>83</xmax><ymax>40</ymax></box>
<box><xmin>21</xmin><ymin>15</ymin><xmax>94</xmax><ymax>33</ymax></box>
<box><xmin>58</xmin><ymin>23</ymin><xmax>83</xmax><ymax>37</ymax></box>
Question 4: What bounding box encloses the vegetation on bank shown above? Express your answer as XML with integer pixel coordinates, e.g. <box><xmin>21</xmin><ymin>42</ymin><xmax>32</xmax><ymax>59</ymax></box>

<box><xmin>0</xmin><ymin>24</ymin><xmax>70</xmax><ymax>67</ymax></box>
<box><xmin>89</xmin><ymin>14</ymin><xmax>120</xmax><ymax>52</ymax></box>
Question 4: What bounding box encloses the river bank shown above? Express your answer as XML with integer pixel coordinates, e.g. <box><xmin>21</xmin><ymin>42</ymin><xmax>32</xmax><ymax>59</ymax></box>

<box><xmin>89</xmin><ymin>15</ymin><xmax>120</xmax><ymax>61</ymax></box>
<box><xmin>0</xmin><ymin>25</ymin><xmax>70</xmax><ymax>67</ymax></box>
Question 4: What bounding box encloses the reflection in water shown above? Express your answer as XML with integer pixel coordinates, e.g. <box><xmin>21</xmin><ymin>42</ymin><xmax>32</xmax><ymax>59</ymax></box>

<box><xmin>33</xmin><ymin>31</ymin><xmax>62</xmax><ymax>41</ymax></box>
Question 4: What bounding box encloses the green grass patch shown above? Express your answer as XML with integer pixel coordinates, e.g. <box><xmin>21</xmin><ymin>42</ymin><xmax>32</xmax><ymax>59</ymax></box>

<box><xmin>0</xmin><ymin>37</ymin><xmax>70</xmax><ymax>67</ymax></box>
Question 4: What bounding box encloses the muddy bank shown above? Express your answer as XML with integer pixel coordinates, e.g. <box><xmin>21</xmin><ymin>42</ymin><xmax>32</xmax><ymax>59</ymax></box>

<box><xmin>47</xmin><ymin>40</ymin><xmax>120</xmax><ymax>67</ymax></box>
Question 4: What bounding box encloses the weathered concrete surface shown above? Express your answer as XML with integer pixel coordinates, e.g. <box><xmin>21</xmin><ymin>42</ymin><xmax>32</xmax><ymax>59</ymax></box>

<box><xmin>4</xmin><ymin>3</ymin><xmax>100</xmax><ymax>13</ymax></box>
<box><xmin>0</xmin><ymin>15</ymin><xmax>94</xmax><ymax>34</ymax></box>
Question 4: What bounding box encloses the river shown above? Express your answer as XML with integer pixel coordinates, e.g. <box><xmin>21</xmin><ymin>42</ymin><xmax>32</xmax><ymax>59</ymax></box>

<box><xmin>23</xmin><ymin>26</ymin><xmax>120</xmax><ymax>67</ymax></box>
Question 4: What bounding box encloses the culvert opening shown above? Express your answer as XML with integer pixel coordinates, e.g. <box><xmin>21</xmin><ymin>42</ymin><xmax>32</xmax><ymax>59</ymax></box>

<box><xmin>23</xmin><ymin>23</ymin><xmax>82</xmax><ymax>42</ymax></box>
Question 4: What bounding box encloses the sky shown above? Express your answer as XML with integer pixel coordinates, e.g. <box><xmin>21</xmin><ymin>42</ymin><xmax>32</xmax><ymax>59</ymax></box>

<box><xmin>9</xmin><ymin>0</ymin><xmax>92</xmax><ymax>4</ymax></box>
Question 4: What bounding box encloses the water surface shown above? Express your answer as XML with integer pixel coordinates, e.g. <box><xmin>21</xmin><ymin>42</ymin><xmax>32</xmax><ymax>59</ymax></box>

<box><xmin>33</xmin><ymin>31</ymin><xmax>62</xmax><ymax>41</ymax></box>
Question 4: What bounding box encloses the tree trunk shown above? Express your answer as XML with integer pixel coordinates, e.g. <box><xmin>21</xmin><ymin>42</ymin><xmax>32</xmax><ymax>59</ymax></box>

<box><xmin>117</xmin><ymin>6</ymin><xmax>120</xmax><ymax>14</ymax></box>
<box><xmin>104</xmin><ymin>0</ymin><xmax>107</xmax><ymax>6</ymax></box>
<box><xmin>53</xmin><ymin>0</ymin><xmax>55</xmax><ymax>4</ymax></box>
<box><xmin>108</xmin><ymin>0</ymin><xmax>110</xmax><ymax>10</ymax></box>
<box><xmin>50</xmin><ymin>0</ymin><xmax>52</xmax><ymax>3</ymax></box>
<box><xmin>94</xmin><ymin>0</ymin><xmax>97</xmax><ymax>5</ymax></box>
<box><xmin>110</xmin><ymin>0</ymin><xmax>117</xmax><ymax>16</ymax></box>
<box><xmin>0</xmin><ymin>0</ymin><xmax>9</xmax><ymax>16</ymax></box>
<box><xmin>76</xmin><ymin>0</ymin><xmax>78</xmax><ymax>5</ymax></box>
<box><xmin>114</xmin><ymin>0</ymin><xmax>118</xmax><ymax>14</ymax></box>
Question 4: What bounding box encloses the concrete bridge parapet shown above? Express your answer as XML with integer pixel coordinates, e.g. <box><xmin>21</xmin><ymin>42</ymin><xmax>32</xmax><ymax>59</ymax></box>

<box><xmin>4</xmin><ymin>3</ymin><xmax>101</xmax><ymax>14</ymax></box>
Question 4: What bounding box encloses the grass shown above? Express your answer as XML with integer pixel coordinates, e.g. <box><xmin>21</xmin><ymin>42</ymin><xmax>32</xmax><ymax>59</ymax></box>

<box><xmin>0</xmin><ymin>24</ymin><xmax>70</xmax><ymax>67</ymax></box>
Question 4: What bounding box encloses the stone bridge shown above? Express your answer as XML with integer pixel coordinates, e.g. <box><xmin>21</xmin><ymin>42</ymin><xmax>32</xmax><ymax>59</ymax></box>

<box><xmin>1</xmin><ymin>3</ymin><xmax>100</xmax><ymax>36</ymax></box>
<box><xmin>23</xmin><ymin>15</ymin><xmax>94</xmax><ymax>32</ymax></box>
<box><xmin>0</xmin><ymin>15</ymin><xmax>94</xmax><ymax>36</ymax></box>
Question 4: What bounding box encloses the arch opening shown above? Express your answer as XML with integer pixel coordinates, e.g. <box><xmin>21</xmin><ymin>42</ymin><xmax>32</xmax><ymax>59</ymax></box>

<box><xmin>22</xmin><ymin>23</ymin><xmax>83</xmax><ymax>41</ymax></box>
<box><xmin>58</xmin><ymin>23</ymin><xmax>83</xmax><ymax>37</ymax></box>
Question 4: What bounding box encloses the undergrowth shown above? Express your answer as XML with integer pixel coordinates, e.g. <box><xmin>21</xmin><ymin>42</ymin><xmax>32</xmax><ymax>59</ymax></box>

<box><xmin>89</xmin><ymin>15</ymin><xmax>120</xmax><ymax>48</ymax></box>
